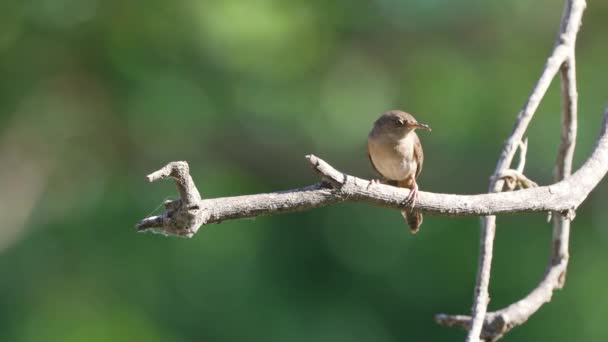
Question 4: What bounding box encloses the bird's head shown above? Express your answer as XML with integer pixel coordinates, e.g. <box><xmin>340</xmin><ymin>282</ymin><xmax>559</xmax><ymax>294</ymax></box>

<box><xmin>372</xmin><ymin>110</ymin><xmax>431</xmax><ymax>137</ymax></box>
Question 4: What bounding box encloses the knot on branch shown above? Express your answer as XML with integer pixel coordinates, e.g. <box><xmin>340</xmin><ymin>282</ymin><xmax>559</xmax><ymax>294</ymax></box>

<box><xmin>562</xmin><ymin>208</ymin><xmax>576</xmax><ymax>220</ymax></box>
<box><xmin>136</xmin><ymin>161</ymin><xmax>205</xmax><ymax>238</ymax></box>
<box><xmin>547</xmin><ymin>207</ymin><xmax>577</xmax><ymax>224</ymax></box>
<box><xmin>491</xmin><ymin>138</ymin><xmax>538</xmax><ymax>191</ymax></box>
<box><xmin>435</xmin><ymin>313</ymin><xmax>508</xmax><ymax>342</ymax></box>
<box><xmin>495</xmin><ymin>170</ymin><xmax>539</xmax><ymax>191</ymax></box>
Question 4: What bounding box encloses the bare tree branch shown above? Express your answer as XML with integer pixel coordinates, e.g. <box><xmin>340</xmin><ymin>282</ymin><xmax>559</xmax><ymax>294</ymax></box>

<box><xmin>435</xmin><ymin>57</ymin><xmax>583</xmax><ymax>342</ymax></box>
<box><xmin>137</xmin><ymin>106</ymin><xmax>606</xmax><ymax>239</ymax></box>
<box><xmin>440</xmin><ymin>1</ymin><xmax>586</xmax><ymax>340</ymax></box>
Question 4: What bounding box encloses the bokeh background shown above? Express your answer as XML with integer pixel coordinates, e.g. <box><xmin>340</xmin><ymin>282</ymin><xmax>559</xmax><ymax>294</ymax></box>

<box><xmin>1</xmin><ymin>0</ymin><xmax>607</xmax><ymax>341</ymax></box>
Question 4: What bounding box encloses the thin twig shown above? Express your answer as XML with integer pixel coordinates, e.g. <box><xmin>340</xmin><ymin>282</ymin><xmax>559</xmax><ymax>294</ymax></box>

<box><xmin>516</xmin><ymin>139</ymin><xmax>528</xmax><ymax>174</ymax></box>
<box><xmin>553</xmin><ymin>52</ymin><xmax>578</xmax><ymax>274</ymax></box>
<box><xmin>464</xmin><ymin>1</ymin><xmax>585</xmax><ymax>340</ymax></box>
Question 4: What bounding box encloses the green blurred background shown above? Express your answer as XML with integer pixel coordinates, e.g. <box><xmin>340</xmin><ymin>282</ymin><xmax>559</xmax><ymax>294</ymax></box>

<box><xmin>1</xmin><ymin>0</ymin><xmax>607</xmax><ymax>341</ymax></box>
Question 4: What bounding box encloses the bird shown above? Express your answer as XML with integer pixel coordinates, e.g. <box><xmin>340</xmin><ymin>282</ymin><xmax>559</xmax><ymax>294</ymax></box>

<box><xmin>367</xmin><ymin>110</ymin><xmax>431</xmax><ymax>233</ymax></box>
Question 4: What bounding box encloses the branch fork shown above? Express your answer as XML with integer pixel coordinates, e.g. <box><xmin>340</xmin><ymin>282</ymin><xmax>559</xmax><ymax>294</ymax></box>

<box><xmin>493</xmin><ymin>139</ymin><xmax>539</xmax><ymax>191</ymax></box>
<box><xmin>136</xmin><ymin>161</ymin><xmax>204</xmax><ymax>238</ymax></box>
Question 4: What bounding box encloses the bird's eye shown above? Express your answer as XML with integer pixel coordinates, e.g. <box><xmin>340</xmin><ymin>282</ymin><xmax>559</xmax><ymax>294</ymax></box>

<box><xmin>397</xmin><ymin>119</ymin><xmax>406</xmax><ymax>126</ymax></box>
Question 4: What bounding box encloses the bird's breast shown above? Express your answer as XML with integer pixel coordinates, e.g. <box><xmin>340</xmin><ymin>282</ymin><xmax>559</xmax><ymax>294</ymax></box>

<box><xmin>368</xmin><ymin>134</ymin><xmax>417</xmax><ymax>181</ymax></box>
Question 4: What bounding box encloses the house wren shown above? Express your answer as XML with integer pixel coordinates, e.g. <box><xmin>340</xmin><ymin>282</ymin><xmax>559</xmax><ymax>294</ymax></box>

<box><xmin>367</xmin><ymin>110</ymin><xmax>431</xmax><ymax>233</ymax></box>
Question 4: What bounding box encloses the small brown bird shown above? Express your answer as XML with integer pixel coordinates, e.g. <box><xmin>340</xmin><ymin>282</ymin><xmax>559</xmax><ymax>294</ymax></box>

<box><xmin>367</xmin><ymin>110</ymin><xmax>431</xmax><ymax>233</ymax></box>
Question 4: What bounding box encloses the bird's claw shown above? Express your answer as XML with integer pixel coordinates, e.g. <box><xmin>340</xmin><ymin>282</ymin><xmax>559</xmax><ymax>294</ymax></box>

<box><xmin>402</xmin><ymin>185</ymin><xmax>419</xmax><ymax>209</ymax></box>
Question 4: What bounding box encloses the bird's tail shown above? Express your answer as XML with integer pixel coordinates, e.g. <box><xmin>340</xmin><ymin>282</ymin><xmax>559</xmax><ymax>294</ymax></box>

<box><xmin>401</xmin><ymin>209</ymin><xmax>423</xmax><ymax>234</ymax></box>
<box><xmin>396</xmin><ymin>178</ymin><xmax>422</xmax><ymax>233</ymax></box>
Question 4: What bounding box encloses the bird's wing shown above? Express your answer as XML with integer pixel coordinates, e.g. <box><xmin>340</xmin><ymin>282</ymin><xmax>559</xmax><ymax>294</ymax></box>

<box><xmin>414</xmin><ymin>133</ymin><xmax>424</xmax><ymax>179</ymax></box>
<box><xmin>367</xmin><ymin>145</ymin><xmax>381</xmax><ymax>176</ymax></box>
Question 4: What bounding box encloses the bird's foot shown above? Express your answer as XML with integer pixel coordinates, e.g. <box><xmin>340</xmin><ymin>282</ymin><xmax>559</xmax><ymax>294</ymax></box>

<box><xmin>403</xmin><ymin>184</ymin><xmax>419</xmax><ymax>209</ymax></box>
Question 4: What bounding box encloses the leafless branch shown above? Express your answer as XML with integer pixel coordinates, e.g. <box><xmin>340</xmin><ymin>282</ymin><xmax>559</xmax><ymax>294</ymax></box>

<box><xmin>137</xmin><ymin>106</ymin><xmax>606</xmax><ymax>239</ymax></box>
<box><xmin>516</xmin><ymin>139</ymin><xmax>528</xmax><ymax>173</ymax></box>
<box><xmin>440</xmin><ymin>0</ymin><xmax>586</xmax><ymax>340</ymax></box>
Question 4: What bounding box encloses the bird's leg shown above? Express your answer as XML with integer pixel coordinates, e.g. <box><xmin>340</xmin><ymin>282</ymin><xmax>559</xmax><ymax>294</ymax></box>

<box><xmin>404</xmin><ymin>182</ymin><xmax>419</xmax><ymax>209</ymax></box>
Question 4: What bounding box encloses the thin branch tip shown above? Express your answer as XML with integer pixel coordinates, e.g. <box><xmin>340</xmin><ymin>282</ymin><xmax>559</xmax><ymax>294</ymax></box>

<box><xmin>306</xmin><ymin>154</ymin><xmax>344</xmax><ymax>186</ymax></box>
<box><xmin>306</xmin><ymin>154</ymin><xmax>320</xmax><ymax>170</ymax></box>
<box><xmin>135</xmin><ymin>215</ymin><xmax>164</xmax><ymax>231</ymax></box>
<box><xmin>146</xmin><ymin>161</ymin><xmax>190</xmax><ymax>182</ymax></box>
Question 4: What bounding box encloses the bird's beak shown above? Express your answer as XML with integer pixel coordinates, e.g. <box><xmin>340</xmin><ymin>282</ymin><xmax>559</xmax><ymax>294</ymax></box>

<box><xmin>414</xmin><ymin>122</ymin><xmax>432</xmax><ymax>131</ymax></box>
